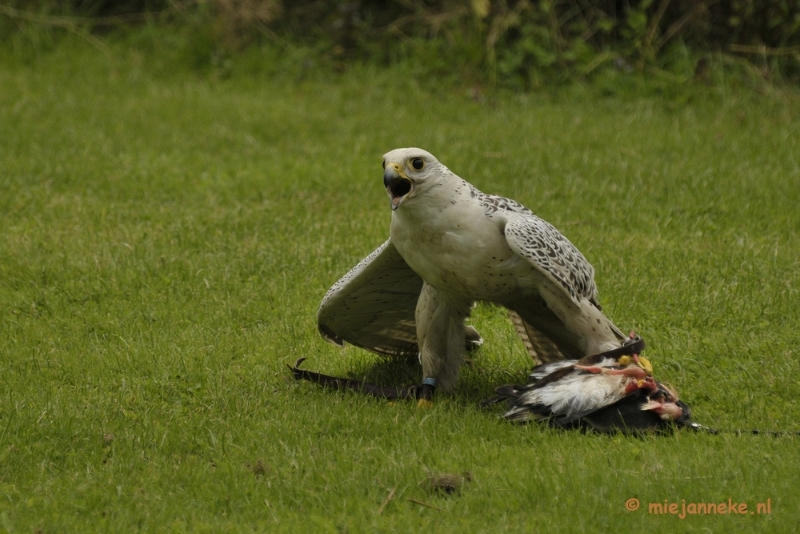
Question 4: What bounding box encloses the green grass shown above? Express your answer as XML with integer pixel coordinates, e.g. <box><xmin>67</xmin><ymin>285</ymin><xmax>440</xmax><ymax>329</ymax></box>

<box><xmin>1</xmin><ymin>39</ymin><xmax>800</xmax><ymax>532</ymax></box>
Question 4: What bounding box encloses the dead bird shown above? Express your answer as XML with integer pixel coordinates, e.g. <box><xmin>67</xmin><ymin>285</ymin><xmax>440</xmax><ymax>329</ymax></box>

<box><xmin>485</xmin><ymin>339</ymin><xmax>692</xmax><ymax>433</ymax></box>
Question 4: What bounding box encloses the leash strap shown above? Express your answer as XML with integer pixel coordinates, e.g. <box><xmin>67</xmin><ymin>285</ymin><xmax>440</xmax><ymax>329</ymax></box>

<box><xmin>290</xmin><ymin>337</ymin><xmax>646</xmax><ymax>404</ymax></box>
<box><xmin>687</xmin><ymin>422</ymin><xmax>800</xmax><ymax>436</ymax></box>
<box><xmin>288</xmin><ymin>357</ymin><xmax>435</xmax><ymax>400</ymax></box>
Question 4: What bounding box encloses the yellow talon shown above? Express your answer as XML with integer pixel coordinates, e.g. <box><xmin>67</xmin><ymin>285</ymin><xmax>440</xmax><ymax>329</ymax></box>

<box><xmin>417</xmin><ymin>398</ymin><xmax>434</xmax><ymax>409</ymax></box>
<box><xmin>619</xmin><ymin>355</ymin><xmax>632</xmax><ymax>367</ymax></box>
<box><xmin>637</xmin><ymin>356</ymin><xmax>654</xmax><ymax>375</ymax></box>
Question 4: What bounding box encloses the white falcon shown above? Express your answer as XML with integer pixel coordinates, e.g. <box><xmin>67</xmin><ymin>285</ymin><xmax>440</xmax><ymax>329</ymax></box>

<box><xmin>317</xmin><ymin>148</ymin><xmax>627</xmax><ymax>396</ymax></box>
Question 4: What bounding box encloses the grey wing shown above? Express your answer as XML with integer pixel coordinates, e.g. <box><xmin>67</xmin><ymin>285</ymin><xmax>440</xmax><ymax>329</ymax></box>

<box><xmin>317</xmin><ymin>239</ymin><xmax>423</xmax><ymax>358</ymax></box>
<box><xmin>476</xmin><ymin>187</ymin><xmax>596</xmax><ymax>302</ymax></box>
<box><xmin>504</xmin><ymin>213</ymin><xmax>599</xmax><ymax>306</ymax></box>
<box><xmin>503</xmin><ymin>213</ymin><xmax>625</xmax><ymax>360</ymax></box>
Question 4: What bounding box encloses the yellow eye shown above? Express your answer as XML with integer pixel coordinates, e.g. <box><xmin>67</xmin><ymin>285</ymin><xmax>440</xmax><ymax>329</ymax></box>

<box><xmin>410</xmin><ymin>157</ymin><xmax>424</xmax><ymax>171</ymax></box>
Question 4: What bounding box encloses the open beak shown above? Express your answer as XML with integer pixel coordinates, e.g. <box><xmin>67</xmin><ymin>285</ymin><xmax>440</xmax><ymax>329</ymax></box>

<box><xmin>383</xmin><ymin>163</ymin><xmax>413</xmax><ymax>210</ymax></box>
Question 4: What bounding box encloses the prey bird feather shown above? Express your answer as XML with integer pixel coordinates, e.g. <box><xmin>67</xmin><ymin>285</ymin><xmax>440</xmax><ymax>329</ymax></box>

<box><xmin>487</xmin><ymin>347</ymin><xmax>693</xmax><ymax>433</ymax></box>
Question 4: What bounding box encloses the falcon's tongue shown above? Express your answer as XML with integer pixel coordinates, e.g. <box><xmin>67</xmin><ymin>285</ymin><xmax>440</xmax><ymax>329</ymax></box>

<box><xmin>385</xmin><ymin>176</ymin><xmax>412</xmax><ymax>209</ymax></box>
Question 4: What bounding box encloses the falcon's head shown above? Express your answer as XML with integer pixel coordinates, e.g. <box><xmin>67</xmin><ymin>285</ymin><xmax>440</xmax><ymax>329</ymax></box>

<box><xmin>382</xmin><ymin>148</ymin><xmax>442</xmax><ymax>211</ymax></box>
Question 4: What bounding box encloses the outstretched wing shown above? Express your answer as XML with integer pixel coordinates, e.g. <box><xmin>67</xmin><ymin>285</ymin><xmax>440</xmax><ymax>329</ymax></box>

<box><xmin>317</xmin><ymin>239</ymin><xmax>423</xmax><ymax>358</ymax></box>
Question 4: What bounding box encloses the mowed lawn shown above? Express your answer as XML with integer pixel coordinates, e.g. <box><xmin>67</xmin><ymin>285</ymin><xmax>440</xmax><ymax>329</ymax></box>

<box><xmin>1</xmin><ymin>42</ymin><xmax>800</xmax><ymax>532</ymax></box>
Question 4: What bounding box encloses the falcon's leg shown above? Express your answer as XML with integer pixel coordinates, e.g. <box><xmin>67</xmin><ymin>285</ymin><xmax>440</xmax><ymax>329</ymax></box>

<box><xmin>415</xmin><ymin>282</ymin><xmax>472</xmax><ymax>393</ymax></box>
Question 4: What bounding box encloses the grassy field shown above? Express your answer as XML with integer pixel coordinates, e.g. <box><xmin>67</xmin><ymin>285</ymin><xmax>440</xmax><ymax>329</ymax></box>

<box><xmin>1</xmin><ymin>40</ymin><xmax>800</xmax><ymax>532</ymax></box>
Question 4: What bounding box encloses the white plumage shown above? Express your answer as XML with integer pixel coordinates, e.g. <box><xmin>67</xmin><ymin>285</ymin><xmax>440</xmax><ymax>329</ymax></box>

<box><xmin>318</xmin><ymin>148</ymin><xmax>627</xmax><ymax>393</ymax></box>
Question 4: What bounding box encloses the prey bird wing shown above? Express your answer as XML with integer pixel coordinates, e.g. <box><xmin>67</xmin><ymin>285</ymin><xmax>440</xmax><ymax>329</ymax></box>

<box><xmin>317</xmin><ymin>239</ymin><xmax>422</xmax><ymax>358</ymax></box>
<box><xmin>495</xmin><ymin>352</ymin><xmax>693</xmax><ymax>432</ymax></box>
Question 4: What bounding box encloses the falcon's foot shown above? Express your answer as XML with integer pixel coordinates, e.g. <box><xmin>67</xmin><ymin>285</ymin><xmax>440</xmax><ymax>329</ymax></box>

<box><xmin>416</xmin><ymin>378</ymin><xmax>436</xmax><ymax>408</ymax></box>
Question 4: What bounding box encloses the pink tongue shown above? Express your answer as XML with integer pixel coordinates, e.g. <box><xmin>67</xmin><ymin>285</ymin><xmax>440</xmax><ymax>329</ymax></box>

<box><xmin>391</xmin><ymin>195</ymin><xmax>402</xmax><ymax>208</ymax></box>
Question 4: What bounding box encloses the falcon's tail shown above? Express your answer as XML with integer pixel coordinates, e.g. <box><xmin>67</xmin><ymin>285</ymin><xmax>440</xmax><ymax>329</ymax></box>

<box><xmin>508</xmin><ymin>310</ymin><xmax>569</xmax><ymax>365</ymax></box>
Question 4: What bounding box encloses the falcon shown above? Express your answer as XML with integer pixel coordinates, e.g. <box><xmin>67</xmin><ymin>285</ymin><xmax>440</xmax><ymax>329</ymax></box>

<box><xmin>317</xmin><ymin>148</ymin><xmax>628</xmax><ymax>399</ymax></box>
